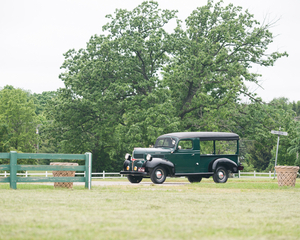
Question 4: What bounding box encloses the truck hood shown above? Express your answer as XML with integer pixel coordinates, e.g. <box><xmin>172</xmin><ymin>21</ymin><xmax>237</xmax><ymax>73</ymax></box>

<box><xmin>133</xmin><ymin>147</ymin><xmax>172</xmax><ymax>154</ymax></box>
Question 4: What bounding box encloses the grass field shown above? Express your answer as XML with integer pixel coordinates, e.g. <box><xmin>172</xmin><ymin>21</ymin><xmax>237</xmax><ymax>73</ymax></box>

<box><xmin>1</xmin><ymin>178</ymin><xmax>300</xmax><ymax>240</ymax></box>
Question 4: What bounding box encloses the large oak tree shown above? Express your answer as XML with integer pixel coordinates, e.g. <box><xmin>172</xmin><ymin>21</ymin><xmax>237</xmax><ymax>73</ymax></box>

<box><xmin>46</xmin><ymin>1</ymin><xmax>288</xmax><ymax>172</ymax></box>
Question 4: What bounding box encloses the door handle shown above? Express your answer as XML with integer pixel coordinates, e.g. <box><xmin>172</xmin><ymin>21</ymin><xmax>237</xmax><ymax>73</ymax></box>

<box><xmin>196</xmin><ymin>163</ymin><xmax>199</xmax><ymax>165</ymax></box>
<box><xmin>192</xmin><ymin>154</ymin><xmax>195</xmax><ymax>156</ymax></box>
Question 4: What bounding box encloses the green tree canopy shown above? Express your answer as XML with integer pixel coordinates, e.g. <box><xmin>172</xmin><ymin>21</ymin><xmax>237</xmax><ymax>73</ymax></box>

<box><xmin>0</xmin><ymin>86</ymin><xmax>37</xmax><ymax>153</ymax></box>
<box><xmin>228</xmin><ymin>98</ymin><xmax>297</xmax><ymax>171</ymax></box>
<box><xmin>45</xmin><ymin>1</ymin><xmax>180</xmax><ymax>171</ymax></box>
<box><xmin>163</xmin><ymin>0</ymin><xmax>287</xmax><ymax>131</ymax></box>
<box><xmin>45</xmin><ymin>1</ymin><xmax>289</xmax><ymax>172</ymax></box>
<box><xmin>32</xmin><ymin>91</ymin><xmax>57</xmax><ymax>115</ymax></box>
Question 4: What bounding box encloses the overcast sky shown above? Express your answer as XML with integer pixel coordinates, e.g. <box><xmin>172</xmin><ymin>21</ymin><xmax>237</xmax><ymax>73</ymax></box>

<box><xmin>0</xmin><ymin>0</ymin><xmax>299</xmax><ymax>103</ymax></box>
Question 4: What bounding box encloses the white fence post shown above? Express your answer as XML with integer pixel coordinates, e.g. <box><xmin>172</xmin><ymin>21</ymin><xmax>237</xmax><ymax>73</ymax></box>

<box><xmin>87</xmin><ymin>152</ymin><xmax>92</xmax><ymax>190</ymax></box>
<box><xmin>103</xmin><ymin>170</ymin><xmax>105</xmax><ymax>179</ymax></box>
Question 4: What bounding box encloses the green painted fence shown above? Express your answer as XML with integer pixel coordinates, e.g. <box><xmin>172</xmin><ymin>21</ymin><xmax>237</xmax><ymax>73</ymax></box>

<box><xmin>0</xmin><ymin>151</ymin><xmax>92</xmax><ymax>189</ymax></box>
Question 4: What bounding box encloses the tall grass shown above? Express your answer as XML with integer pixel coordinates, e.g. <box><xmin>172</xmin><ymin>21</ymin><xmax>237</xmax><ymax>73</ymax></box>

<box><xmin>0</xmin><ymin>179</ymin><xmax>300</xmax><ymax>240</ymax></box>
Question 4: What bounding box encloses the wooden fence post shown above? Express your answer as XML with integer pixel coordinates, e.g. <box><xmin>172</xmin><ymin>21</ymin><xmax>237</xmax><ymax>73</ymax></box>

<box><xmin>1</xmin><ymin>152</ymin><xmax>92</xmax><ymax>189</ymax></box>
<box><xmin>10</xmin><ymin>151</ymin><xmax>17</xmax><ymax>189</ymax></box>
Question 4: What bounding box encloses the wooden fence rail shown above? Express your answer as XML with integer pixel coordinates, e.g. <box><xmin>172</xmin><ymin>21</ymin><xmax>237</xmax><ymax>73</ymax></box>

<box><xmin>0</xmin><ymin>151</ymin><xmax>92</xmax><ymax>189</ymax></box>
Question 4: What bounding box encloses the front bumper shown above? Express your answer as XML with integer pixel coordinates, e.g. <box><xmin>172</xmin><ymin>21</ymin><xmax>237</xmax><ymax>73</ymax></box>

<box><xmin>120</xmin><ymin>171</ymin><xmax>148</xmax><ymax>176</ymax></box>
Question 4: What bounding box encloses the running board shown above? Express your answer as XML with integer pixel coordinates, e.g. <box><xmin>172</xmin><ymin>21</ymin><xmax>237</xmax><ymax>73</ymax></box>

<box><xmin>175</xmin><ymin>172</ymin><xmax>214</xmax><ymax>176</ymax></box>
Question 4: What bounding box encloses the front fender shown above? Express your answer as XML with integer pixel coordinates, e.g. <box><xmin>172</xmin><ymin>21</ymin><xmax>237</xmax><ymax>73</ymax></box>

<box><xmin>145</xmin><ymin>158</ymin><xmax>175</xmax><ymax>175</ymax></box>
<box><xmin>212</xmin><ymin>158</ymin><xmax>238</xmax><ymax>173</ymax></box>
<box><xmin>122</xmin><ymin>160</ymin><xmax>130</xmax><ymax>171</ymax></box>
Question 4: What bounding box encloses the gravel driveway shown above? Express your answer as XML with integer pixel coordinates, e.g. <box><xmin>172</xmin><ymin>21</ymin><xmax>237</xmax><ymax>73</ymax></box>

<box><xmin>24</xmin><ymin>180</ymin><xmax>190</xmax><ymax>187</ymax></box>
<box><xmin>70</xmin><ymin>180</ymin><xmax>190</xmax><ymax>186</ymax></box>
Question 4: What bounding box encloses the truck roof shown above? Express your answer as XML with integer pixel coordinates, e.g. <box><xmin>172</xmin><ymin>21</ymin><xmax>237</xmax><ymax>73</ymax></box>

<box><xmin>158</xmin><ymin>132</ymin><xmax>239</xmax><ymax>141</ymax></box>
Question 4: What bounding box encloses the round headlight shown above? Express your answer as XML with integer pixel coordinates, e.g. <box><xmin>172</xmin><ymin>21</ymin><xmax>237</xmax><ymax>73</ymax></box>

<box><xmin>146</xmin><ymin>154</ymin><xmax>152</xmax><ymax>161</ymax></box>
<box><xmin>125</xmin><ymin>153</ymin><xmax>131</xmax><ymax>160</ymax></box>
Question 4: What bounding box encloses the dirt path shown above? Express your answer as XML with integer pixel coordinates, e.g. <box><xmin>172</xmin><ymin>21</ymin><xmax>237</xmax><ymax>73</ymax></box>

<box><xmin>71</xmin><ymin>180</ymin><xmax>189</xmax><ymax>186</ymax></box>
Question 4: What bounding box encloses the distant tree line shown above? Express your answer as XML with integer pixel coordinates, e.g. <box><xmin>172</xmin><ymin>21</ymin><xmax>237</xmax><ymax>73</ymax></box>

<box><xmin>1</xmin><ymin>1</ymin><xmax>299</xmax><ymax>172</ymax></box>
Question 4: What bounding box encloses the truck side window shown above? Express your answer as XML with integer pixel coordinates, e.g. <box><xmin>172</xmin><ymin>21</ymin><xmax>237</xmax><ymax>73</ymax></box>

<box><xmin>200</xmin><ymin>141</ymin><xmax>214</xmax><ymax>154</ymax></box>
<box><xmin>178</xmin><ymin>140</ymin><xmax>193</xmax><ymax>150</ymax></box>
<box><xmin>215</xmin><ymin>140</ymin><xmax>236</xmax><ymax>154</ymax></box>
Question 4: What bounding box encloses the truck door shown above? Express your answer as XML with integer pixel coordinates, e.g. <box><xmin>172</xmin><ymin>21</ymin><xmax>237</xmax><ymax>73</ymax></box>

<box><xmin>171</xmin><ymin>139</ymin><xmax>199</xmax><ymax>173</ymax></box>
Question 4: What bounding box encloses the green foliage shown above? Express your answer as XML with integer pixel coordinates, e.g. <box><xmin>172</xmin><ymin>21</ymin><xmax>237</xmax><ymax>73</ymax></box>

<box><xmin>291</xmin><ymin>100</ymin><xmax>300</xmax><ymax>116</ymax></box>
<box><xmin>45</xmin><ymin>1</ymin><xmax>179</xmax><ymax>172</ymax></box>
<box><xmin>231</xmin><ymin>98</ymin><xmax>298</xmax><ymax>171</ymax></box>
<box><xmin>0</xmin><ymin>86</ymin><xmax>37</xmax><ymax>153</ymax></box>
<box><xmin>1</xmin><ymin>2</ymin><xmax>295</xmax><ymax>174</ymax></box>
<box><xmin>240</xmin><ymin>161</ymin><xmax>255</xmax><ymax>172</ymax></box>
<box><xmin>38</xmin><ymin>1</ymin><xmax>291</xmax><ymax>172</ymax></box>
<box><xmin>245</xmin><ymin>143</ymin><xmax>273</xmax><ymax>172</ymax></box>
<box><xmin>162</xmin><ymin>0</ymin><xmax>287</xmax><ymax>131</ymax></box>
<box><xmin>0</xmin><ymin>86</ymin><xmax>38</xmax><ymax>165</ymax></box>
<box><xmin>0</xmin><ymin>123</ymin><xmax>9</xmax><ymax>152</ymax></box>
<box><xmin>288</xmin><ymin>122</ymin><xmax>300</xmax><ymax>167</ymax></box>
<box><xmin>32</xmin><ymin>91</ymin><xmax>57</xmax><ymax>115</ymax></box>
<box><xmin>31</xmin><ymin>91</ymin><xmax>62</xmax><ymax>156</ymax></box>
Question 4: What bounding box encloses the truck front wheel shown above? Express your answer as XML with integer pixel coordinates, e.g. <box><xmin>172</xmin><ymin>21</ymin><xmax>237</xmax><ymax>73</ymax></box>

<box><xmin>127</xmin><ymin>175</ymin><xmax>143</xmax><ymax>183</ymax></box>
<box><xmin>150</xmin><ymin>166</ymin><xmax>167</xmax><ymax>184</ymax></box>
<box><xmin>187</xmin><ymin>175</ymin><xmax>202</xmax><ymax>183</ymax></box>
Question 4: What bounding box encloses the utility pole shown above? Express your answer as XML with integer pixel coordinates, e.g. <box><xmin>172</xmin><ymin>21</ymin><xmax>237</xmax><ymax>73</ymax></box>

<box><xmin>271</xmin><ymin>130</ymin><xmax>288</xmax><ymax>178</ymax></box>
<box><xmin>36</xmin><ymin>124</ymin><xmax>42</xmax><ymax>153</ymax></box>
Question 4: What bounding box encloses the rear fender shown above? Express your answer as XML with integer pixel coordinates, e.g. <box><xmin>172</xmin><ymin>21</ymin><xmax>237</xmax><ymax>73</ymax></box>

<box><xmin>212</xmin><ymin>158</ymin><xmax>238</xmax><ymax>173</ymax></box>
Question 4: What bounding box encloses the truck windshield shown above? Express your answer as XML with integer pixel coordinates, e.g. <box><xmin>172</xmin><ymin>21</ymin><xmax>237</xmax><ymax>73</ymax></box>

<box><xmin>154</xmin><ymin>138</ymin><xmax>176</xmax><ymax>148</ymax></box>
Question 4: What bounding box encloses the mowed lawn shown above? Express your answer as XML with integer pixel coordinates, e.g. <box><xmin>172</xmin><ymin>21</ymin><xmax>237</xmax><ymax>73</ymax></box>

<box><xmin>0</xmin><ymin>178</ymin><xmax>300</xmax><ymax>240</ymax></box>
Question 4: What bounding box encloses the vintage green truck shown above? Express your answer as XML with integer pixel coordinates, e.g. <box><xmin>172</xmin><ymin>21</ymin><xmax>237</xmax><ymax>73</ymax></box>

<box><xmin>120</xmin><ymin>132</ymin><xmax>243</xmax><ymax>184</ymax></box>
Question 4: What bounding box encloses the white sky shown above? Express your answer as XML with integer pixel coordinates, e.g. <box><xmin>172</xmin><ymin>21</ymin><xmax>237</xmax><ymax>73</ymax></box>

<box><xmin>0</xmin><ymin>0</ymin><xmax>299</xmax><ymax>103</ymax></box>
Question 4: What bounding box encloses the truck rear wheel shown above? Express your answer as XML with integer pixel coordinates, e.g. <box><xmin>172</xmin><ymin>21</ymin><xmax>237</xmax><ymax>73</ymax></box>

<box><xmin>213</xmin><ymin>166</ymin><xmax>228</xmax><ymax>183</ymax></box>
